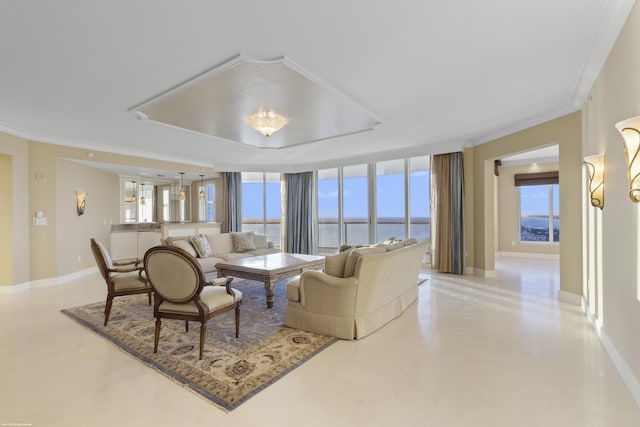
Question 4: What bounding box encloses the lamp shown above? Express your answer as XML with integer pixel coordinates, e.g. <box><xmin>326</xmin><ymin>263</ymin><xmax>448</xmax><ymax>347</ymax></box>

<box><xmin>140</xmin><ymin>183</ymin><xmax>146</xmax><ymax>205</ymax></box>
<box><xmin>199</xmin><ymin>175</ymin><xmax>205</xmax><ymax>200</ymax></box>
<box><xmin>247</xmin><ymin>110</ymin><xmax>288</xmax><ymax>137</ymax></box>
<box><xmin>131</xmin><ymin>181</ymin><xmax>137</xmax><ymax>202</ymax></box>
<box><xmin>178</xmin><ymin>172</ymin><xmax>186</xmax><ymax>201</ymax></box>
<box><xmin>616</xmin><ymin>117</ymin><xmax>640</xmax><ymax>202</ymax></box>
<box><xmin>584</xmin><ymin>154</ymin><xmax>605</xmax><ymax>209</ymax></box>
<box><xmin>76</xmin><ymin>191</ymin><xmax>87</xmax><ymax>216</ymax></box>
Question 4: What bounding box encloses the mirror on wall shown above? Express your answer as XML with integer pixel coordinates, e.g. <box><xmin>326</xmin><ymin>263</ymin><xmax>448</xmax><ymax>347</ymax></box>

<box><xmin>157</xmin><ymin>182</ymin><xmax>191</xmax><ymax>223</ymax></box>
<box><xmin>119</xmin><ymin>175</ymin><xmax>219</xmax><ymax>224</ymax></box>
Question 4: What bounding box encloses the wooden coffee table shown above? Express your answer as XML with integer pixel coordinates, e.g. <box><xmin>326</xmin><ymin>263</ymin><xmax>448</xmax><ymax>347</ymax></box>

<box><xmin>216</xmin><ymin>253</ymin><xmax>325</xmax><ymax>308</ymax></box>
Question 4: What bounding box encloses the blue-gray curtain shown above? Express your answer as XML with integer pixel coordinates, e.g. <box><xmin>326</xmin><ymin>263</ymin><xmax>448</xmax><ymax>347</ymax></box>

<box><xmin>223</xmin><ymin>172</ymin><xmax>242</xmax><ymax>233</ymax></box>
<box><xmin>432</xmin><ymin>152</ymin><xmax>465</xmax><ymax>274</ymax></box>
<box><xmin>285</xmin><ymin>172</ymin><xmax>314</xmax><ymax>254</ymax></box>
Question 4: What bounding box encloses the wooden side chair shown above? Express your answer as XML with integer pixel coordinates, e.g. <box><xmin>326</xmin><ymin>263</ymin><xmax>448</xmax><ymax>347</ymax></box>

<box><xmin>143</xmin><ymin>245</ymin><xmax>242</xmax><ymax>360</ymax></box>
<box><xmin>90</xmin><ymin>238</ymin><xmax>152</xmax><ymax>326</ymax></box>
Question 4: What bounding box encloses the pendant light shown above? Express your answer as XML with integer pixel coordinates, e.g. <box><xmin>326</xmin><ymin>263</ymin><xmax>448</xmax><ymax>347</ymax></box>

<box><xmin>130</xmin><ymin>181</ymin><xmax>137</xmax><ymax>202</ymax></box>
<box><xmin>140</xmin><ymin>183</ymin><xmax>146</xmax><ymax>205</ymax></box>
<box><xmin>199</xmin><ymin>175</ymin><xmax>206</xmax><ymax>200</ymax></box>
<box><xmin>178</xmin><ymin>172</ymin><xmax>186</xmax><ymax>201</ymax></box>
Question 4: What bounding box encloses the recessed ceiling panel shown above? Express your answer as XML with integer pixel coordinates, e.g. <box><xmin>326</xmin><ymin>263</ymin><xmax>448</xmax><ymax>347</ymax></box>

<box><xmin>132</xmin><ymin>55</ymin><xmax>381</xmax><ymax>149</ymax></box>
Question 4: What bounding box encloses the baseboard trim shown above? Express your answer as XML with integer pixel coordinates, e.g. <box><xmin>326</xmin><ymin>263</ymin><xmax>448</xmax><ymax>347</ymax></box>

<box><xmin>0</xmin><ymin>267</ymin><xmax>97</xmax><ymax>295</ymax></box>
<box><xmin>0</xmin><ymin>281</ymin><xmax>30</xmax><ymax>295</ymax></box>
<box><xmin>557</xmin><ymin>289</ymin><xmax>582</xmax><ymax>305</ymax></box>
<box><xmin>497</xmin><ymin>251</ymin><xmax>560</xmax><ymax>260</ymax></box>
<box><xmin>473</xmin><ymin>268</ymin><xmax>496</xmax><ymax>278</ymax></box>
<box><xmin>584</xmin><ymin>302</ymin><xmax>640</xmax><ymax>408</ymax></box>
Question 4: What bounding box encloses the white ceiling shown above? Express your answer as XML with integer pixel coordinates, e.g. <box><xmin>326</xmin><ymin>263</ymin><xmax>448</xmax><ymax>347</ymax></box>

<box><xmin>0</xmin><ymin>1</ymin><xmax>634</xmax><ymax>174</ymax></box>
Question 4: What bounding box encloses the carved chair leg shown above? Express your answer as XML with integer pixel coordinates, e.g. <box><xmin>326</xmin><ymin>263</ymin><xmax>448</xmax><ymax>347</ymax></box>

<box><xmin>235</xmin><ymin>305</ymin><xmax>240</xmax><ymax>338</ymax></box>
<box><xmin>154</xmin><ymin>319</ymin><xmax>161</xmax><ymax>354</ymax></box>
<box><xmin>147</xmin><ymin>292</ymin><xmax>151</xmax><ymax>306</ymax></box>
<box><xmin>185</xmin><ymin>320</ymin><xmax>189</xmax><ymax>332</ymax></box>
<box><xmin>104</xmin><ymin>296</ymin><xmax>114</xmax><ymax>326</ymax></box>
<box><xmin>199</xmin><ymin>323</ymin><xmax>206</xmax><ymax>360</ymax></box>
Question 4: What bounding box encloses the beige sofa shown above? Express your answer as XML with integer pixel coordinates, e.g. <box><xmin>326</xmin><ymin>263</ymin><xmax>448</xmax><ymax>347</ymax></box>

<box><xmin>163</xmin><ymin>231</ymin><xmax>280</xmax><ymax>275</ymax></box>
<box><xmin>284</xmin><ymin>239</ymin><xmax>428</xmax><ymax>339</ymax></box>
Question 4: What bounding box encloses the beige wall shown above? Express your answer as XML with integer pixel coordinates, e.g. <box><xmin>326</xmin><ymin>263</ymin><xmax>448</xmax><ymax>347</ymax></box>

<box><xmin>0</xmin><ymin>135</ymin><xmax>222</xmax><ymax>286</ymax></box>
<box><xmin>55</xmin><ymin>159</ymin><xmax>120</xmax><ymax>276</ymax></box>
<box><xmin>466</xmin><ymin>112</ymin><xmax>582</xmax><ymax>296</ymax></box>
<box><xmin>497</xmin><ymin>163</ymin><xmax>560</xmax><ymax>256</ymax></box>
<box><xmin>582</xmin><ymin>1</ymin><xmax>640</xmax><ymax>392</ymax></box>
<box><xmin>0</xmin><ymin>154</ymin><xmax>13</xmax><ymax>285</ymax></box>
<box><xmin>0</xmin><ymin>133</ymin><xmax>29</xmax><ymax>286</ymax></box>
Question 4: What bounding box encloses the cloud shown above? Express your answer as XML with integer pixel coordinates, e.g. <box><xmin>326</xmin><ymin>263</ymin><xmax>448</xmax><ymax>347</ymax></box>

<box><xmin>318</xmin><ymin>190</ymin><xmax>339</xmax><ymax>198</ymax></box>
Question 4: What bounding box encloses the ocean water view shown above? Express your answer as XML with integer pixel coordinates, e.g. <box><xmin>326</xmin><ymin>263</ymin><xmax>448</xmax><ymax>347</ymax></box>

<box><xmin>318</xmin><ymin>217</ymin><xmax>430</xmax><ymax>250</ymax></box>
<box><xmin>520</xmin><ymin>215</ymin><xmax>560</xmax><ymax>242</ymax></box>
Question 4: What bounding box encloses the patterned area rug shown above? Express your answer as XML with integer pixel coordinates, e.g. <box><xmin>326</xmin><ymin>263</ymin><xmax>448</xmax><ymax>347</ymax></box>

<box><xmin>61</xmin><ymin>280</ymin><xmax>336</xmax><ymax>411</ymax></box>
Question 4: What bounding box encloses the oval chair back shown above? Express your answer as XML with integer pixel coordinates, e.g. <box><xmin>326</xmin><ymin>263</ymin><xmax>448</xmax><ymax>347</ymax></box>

<box><xmin>144</xmin><ymin>245</ymin><xmax>204</xmax><ymax>304</ymax></box>
<box><xmin>143</xmin><ymin>245</ymin><xmax>242</xmax><ymax>360</ymax></box>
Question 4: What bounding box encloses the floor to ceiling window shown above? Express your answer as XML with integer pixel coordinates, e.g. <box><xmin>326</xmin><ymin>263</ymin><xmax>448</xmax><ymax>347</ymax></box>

<box><xmin>316</xmin><ymin>155</ymin><xmax>430</xmax><ymax>254</ymax></box>
<box><xmin>376</xmin><ymin>159</ymin><xmax>406</xmax><ymax>241</ymax></box>
<box><xmin>343</xmin><ymin>164</ymin><xmax>370</xmax><ymax>246</ymax></box>
<box><xmin>409</xmin><ymin>156</ymin><xmax>431</xmax><ymax>242</ymax></box>
<box><xmin>241</xmin><ymin>172</ymin><xmax>282</xmax><ymax>247</ymax></box>
<box><xmin>317</xmin><ymin>168</ymin><xmax>340</xmax><ymax>253</ymax></box>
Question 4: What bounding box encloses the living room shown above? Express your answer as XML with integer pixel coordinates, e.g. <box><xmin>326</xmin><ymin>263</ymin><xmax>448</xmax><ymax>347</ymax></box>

<box><xmin>2</xmin><ymin>1</ymin><xmax>640</xmax><ymax>425</ymax></box>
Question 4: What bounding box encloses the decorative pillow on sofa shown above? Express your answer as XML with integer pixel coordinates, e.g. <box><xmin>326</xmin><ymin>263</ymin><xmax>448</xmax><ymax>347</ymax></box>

<box><xmin>189</xmin><ymin>234</ymin><xmax>212</xmax><ymax>258</ymax></box>
<box><xmin>173</xmin><ymin>239</ymin><xmax>198</xmax><ymax>258</ymax></box>
<box><xmin>343</xmin><ymin>245</ymin><xmax>387</xmax><ymax>278</ymax></box>
<box><xmin>231</xmin><ymin>232</ymin><xmax>256</xmax><ymax>252</ymax></box>
<box><xmin>324</xmin><ymin>248</ymin><xmax>353</xmax><ymax>278</ymax></box>
<box><xmin>403</xmin><ymin>237</ymin><xmax>418</xmax><ymax>246</ymax></box>
<box><xmin>252</xmin><ymin>233</ymin><xmax>268</xmax><ymax>249</ymax></box>
<box><xmin>386</xmin><ymin>241</ymin><xmax>405</xmax><ymax>251</ymax></box>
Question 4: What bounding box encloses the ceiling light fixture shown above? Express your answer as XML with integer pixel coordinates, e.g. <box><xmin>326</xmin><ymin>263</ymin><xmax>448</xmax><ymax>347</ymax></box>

<box><xmin>178</xmin><ymin>172</ymin><xmax>186</xmax><ymax>201</ymax></box>
<box><xmin>131</xmin><ymin>181</ymin><xmax>137</xmax><ymax>202</ymax></box>
<box><xmin>247</xmin><ymin>110</ymin><xmax>288</xmax><ymax>137</ymax></box>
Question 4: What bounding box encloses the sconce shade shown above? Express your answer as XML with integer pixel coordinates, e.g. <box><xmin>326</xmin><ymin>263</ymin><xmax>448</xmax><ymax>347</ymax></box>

<box><xmin>616</xmin><ymin>117</ymin><xmax>640</xmax><ymax>202</ymax></box>
<box><xmin>76</xmin><ymin>191</ymin><xmax>87</xmax><ymax>216</ymax></box>
<box><xmin>584</xmin><ymin>154</ymin><xmax>605</xmax><ymax>209</ymax></box>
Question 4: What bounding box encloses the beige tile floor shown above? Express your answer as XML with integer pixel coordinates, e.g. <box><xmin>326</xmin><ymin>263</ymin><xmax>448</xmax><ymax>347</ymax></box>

<box><xmin>1</xmin><ymin>256</ymin><xmax>639</xmax><ymax>426</ymax></box>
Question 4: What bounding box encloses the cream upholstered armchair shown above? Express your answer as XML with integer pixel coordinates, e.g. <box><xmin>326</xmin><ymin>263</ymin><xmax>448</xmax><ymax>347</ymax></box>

<box><xmin>90</xmin><ymin>238</ymin><xmax>152</xmax><ymax>326</ymax></box>
<box><xmin>143</xmin><ymin>245</ymin><xmax>242</xmax><ymax>360</ymax></box>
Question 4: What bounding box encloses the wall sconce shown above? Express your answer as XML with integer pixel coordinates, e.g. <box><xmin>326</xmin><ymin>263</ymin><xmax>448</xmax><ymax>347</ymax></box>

<box><xmin>584</xmin><ymin>154</ymin><xmax>605</xmax><ymax>209</ymax></box>
<box><xmin>616</xmin><ymin>117</ymin><xmax>640</xmax><ymax>202</ymax></box>
<box><xmin>76</xmin><ymin>191</ymin><xmax>87</xmax><ymax>216</ymax></box>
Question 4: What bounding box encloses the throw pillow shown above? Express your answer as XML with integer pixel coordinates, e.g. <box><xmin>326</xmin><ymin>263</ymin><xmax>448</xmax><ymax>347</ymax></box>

<box><xmin>403</xmin><ymin>237</ymin><xmax>418</xmax><ymax>246</ymax></box>
<box><xmin>231</xmin><ymin>232</ymin><xmax>256</xmax><ymax>252</ymax></box>
<box><xmin>252</xmin><ymin>233</ymin><xmax>268</xmax><ymax>249</ymax></box>
<box><xmin>173</xmin><ymin>239</ymin><xmax>198</xmax><ymax>258</ymax></box>
<box><xmin>324</xmin><ymin>248</ymin><xmax>353</xmax><ymax>278</ymax></box>
<box><xmin>189</xmin><ymin>234</ymin><xmax>212</xmax><ymax>258</ymax></box>
<box><xmin>343</xmin><ymin>245</ymin><xmax>387</xmax><ymax>278</ymax></box>
<box><xmin>386</xmin><ymin>241</ymin><xmax>405</xmax><ymax>251</ymax></box>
